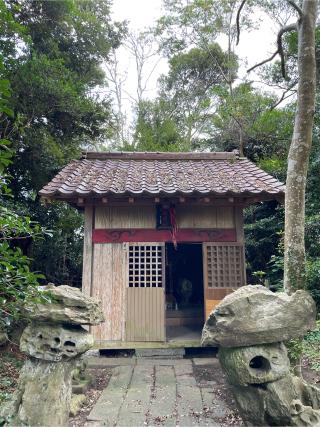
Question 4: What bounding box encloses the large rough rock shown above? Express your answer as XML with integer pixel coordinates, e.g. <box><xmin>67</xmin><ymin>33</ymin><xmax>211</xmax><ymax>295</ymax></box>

<box><xmin>218</xmin><ymin>342</ymin><xmax>290</xmax><ymax>385</ymax></box>
<box><xmin>292</xmin><ymin>376</ymin><xmax>320</xmax><ymax>410</ymax></box>
<box><xmin>7</xmin><ymin>358</ymin><xmax>74</xmax><ymax>426</ymax></box>
<box><xmin>230</xmin><ymin>374</ymin><xmax>320</xmax><ymax>427</ymax></box>
<box><xmin>291</xmin><ymin>400</ymin><xmax>320</xmax><ymax>426</ymax></box>
<box><xmin>2</xmin><ymin>283</ymin><xmax>104</xmax><ymax>427</ymax></box>
<box><xmin>20</xmin><ymin>323</ymin><xmax>94</xmax><ymax>361</ymax></box>
<box><xmin>202</xmin><ymin>285</ymin><xmax>316</xmax><ymax>347</ymax></box>
<box><xmin>24</xmin><ymin>284</ymin><xmax>104</xmax><ymax>325</ymax></box>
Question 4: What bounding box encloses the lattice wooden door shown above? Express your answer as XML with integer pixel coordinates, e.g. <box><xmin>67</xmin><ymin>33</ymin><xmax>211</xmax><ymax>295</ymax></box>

<box><xmin>125</xmin><ymin>243</ymin><xmax>165</xmax><ymax>342</ymax></box>
<box><xmin>203</xmin><ymin>243</ymin><xmax>245</xmax><ymax>320</ymax></box>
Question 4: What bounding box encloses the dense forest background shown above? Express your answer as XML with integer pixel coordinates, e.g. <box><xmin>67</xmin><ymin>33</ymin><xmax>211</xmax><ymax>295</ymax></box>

<box><xmin>1</xmin><ymin>0</ymin><xmax>319</xmax><ymax>329</ymax></box>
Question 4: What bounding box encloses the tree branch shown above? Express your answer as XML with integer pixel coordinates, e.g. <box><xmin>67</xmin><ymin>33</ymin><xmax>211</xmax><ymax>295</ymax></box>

<box><xmin>236</xmin><ymin>0</ymin><xmax>248</xmax><ymax>46</ymax></box>
<box><xmin>269</xmin><ymin>80</ymin><xmax>298</xmax><ymax>110</ymax></box>
<box><xmin>277</xmin><ymin>23</ymin><xmax>297</xmax><ymax>78</ymax></box>
<box><xmin>287</xmin><ymin>0</ymin><xmax>303</xmax><ymax>19</ymax></box>
<box><xmin>247</xmin><ymin>23</ymin><xmax>297</xmax><ymax>77</ymax></box>
<box><xmin>247</xmin><ymin>51</ymin><xmax>279</xmax><ymax>73</ymax></box>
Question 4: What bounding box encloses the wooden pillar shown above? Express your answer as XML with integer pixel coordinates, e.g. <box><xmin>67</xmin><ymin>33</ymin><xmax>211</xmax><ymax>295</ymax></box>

<box><xmin>234</xmin><ymin>206</ymin><xmax>246</xmax><ymax>284</ymax></box>
<box><xmin>82</xmin><ymin>206</ymin><xmax>94</xmax><ymax>297</ymax></box>
<box><xmin>234</xmin><ymin>206</ymin><xmax>244</xmax><ymax>243</ymax></box>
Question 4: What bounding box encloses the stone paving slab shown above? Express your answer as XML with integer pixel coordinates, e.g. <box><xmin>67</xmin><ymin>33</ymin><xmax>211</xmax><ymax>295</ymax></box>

<box><xmin>116</xmin><ymin>365</ymin><xmax>153</xmax><ymax>427</ymax></box>
<box><xmin>87</xmin><ymin>357</ymin><xmax>234</xmax><ymax>427</ymax></box>
<box><xmin>149</xmin><ymin>365</ymin><xmax>177</xmax><ymax>427</ymax></box>
<box><xmin>176</xmin><ymin>380</ymin><xmax>203</xmax><ymax>426</ymax></box>
<box><xmin>174</xmin><ymin>362</ymin><xmax>194</xmax><ymax>376</ymax></box>
<box><xmin>87</xmin><ymin>365</ymin><xmax>133</xmax><ymax>422</ymax></box>
<box><xmin>192</xmin><ymin>357</ymin><xmax>220</xmax><ymax>366</ymax></box>
<box><xmin>201</xmin><ymin>387</ymin><xmax>230</xmax><ymax>420</ymax></box>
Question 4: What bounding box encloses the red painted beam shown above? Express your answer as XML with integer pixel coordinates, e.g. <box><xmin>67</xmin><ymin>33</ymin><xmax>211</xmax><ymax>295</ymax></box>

<box><xmin>92</xmin><ymin>228</ymin><xmax>236</xmax><ymax>243</ymax></box>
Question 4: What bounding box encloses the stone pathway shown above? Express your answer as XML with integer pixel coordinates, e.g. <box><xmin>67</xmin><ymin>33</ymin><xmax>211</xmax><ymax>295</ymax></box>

<box><xmin>86</xmin><ymin>357</ymin><xmax>238</xmax><ymax>427</ymax></box>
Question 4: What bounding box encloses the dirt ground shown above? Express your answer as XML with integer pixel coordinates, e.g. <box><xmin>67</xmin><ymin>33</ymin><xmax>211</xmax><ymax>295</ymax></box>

<box><xmin>0</xmin><ymin>343</ymin><xmax>25</xmax><ymax>405</ymax></box>
<box><xmin>302</xmin><ymin>356</ymin><xmax>320</xmax><ymax>386</ymax></box>
<box><xmin>193</xmin><ymin>363</ymin><xmax>243</xmax><ymax>425</ymax></box>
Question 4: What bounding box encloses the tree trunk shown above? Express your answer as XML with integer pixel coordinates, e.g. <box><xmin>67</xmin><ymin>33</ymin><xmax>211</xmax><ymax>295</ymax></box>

<box><xmin>284</xmin><ymin>0</ymin><xmax>317</xmax><ymax>294</ymax></box>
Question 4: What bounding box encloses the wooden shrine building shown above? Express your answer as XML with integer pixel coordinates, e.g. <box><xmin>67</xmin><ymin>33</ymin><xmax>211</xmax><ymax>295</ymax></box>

<box><xmin>40</xmin><ymin>151</ymin><xmax>285</xmax><ymax>347</ymax></box>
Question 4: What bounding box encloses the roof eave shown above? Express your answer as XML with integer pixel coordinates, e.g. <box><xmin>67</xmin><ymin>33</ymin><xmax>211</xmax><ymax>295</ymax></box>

<box><xmin>40</xmin><ymin>190</ymin><xmax>285</xmax><ymax>204</ymax></box>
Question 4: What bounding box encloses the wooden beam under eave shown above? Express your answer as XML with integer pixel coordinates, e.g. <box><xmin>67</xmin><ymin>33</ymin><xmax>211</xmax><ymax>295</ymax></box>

<box><xmin>179</xmin><ymin>196</ymin><xmax>186</xmax><ymax>203</ymax></box>
<box><xmin>128</xmin><ymin>197</ymin><xmax>135</xmax><ymax>204</ymax></box>
<box><xmin>102</xmin><ymin>197</ymin><xmax>108</xmax><ymax>204</ymax></box>
<box><xmin>154</xmin><ymin>197</ymin><xmax>160</xmax><ymax>203</ymax></box>
<box><xmin>77</xmin><ymin>197</ymin><xmax>85</xmax><ymax>206</ymax></box>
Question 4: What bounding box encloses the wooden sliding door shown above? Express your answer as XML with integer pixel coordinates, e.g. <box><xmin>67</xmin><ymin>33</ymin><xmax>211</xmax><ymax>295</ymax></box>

<box><xmin>203</xmin><ymin>242</ymin><xmax>245</xmax><ymax>320</ymax></box>
<box><xmin>125</xmin><ymin>243</ymin><xmax>165</xmax><ymax>341</ymax></box>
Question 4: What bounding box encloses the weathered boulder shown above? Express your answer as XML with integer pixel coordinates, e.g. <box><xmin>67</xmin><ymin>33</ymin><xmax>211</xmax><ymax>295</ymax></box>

<box><xmin>10</xmin><ymin>358</ymin><xmax>74</xmax><ymax>426</ymax></box>
<box><xmin>2</xmin><ymin>284</ymin><xmax>104</xmax><ymax>427</ymax></box>
<box><xmin>291</xmin><ymin>400</ymin><xmax>320</xmax><ymax>426</ymax></box>
<box><xmin>202</xmin><ymin>285</ymin><xmax>316</xmax><ymax>347</ymax></box>
<box><xmin>292</xmin><ymin>376</ymin><xmax>320</xmax><ymax>409</ymax></box>
<box><xmin>24</xmin><ymin>284</ymin><xmax>104</xmax><ymax>325</ymax></box>
<box><xmin>218</xmin><ymin>342</ymin><xmax>290</xmax><ymax>385</ymax></box>
<box><xmin>230</xmin><ymin>375</ymin><xmax>320</xmax><ymax>427</ymax></box>
<box><xmin>20</xmin><ymin>323</ymin><xmax>94</xmax><ymax>361</ymax></box>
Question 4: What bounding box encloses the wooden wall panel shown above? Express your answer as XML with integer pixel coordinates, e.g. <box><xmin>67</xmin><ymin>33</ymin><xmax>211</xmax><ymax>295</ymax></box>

<box><xmin>216</xmin><ymin>207</ymin><xmax>234</xmax><ymax>228</ymax></box>
<box><xmin>82</xmin><ymin>206</ymin><xmax>93</xmax><ymax>297</ymax></box>
<box><xmin>126</xmin><ymin>287</ymin><xmax>164</xmax><ymax>341</ymax></box>
<box><xmin>91</xmin><ymin>243</ymin><xmax>126</xmax><ymax>341</ymax></box>
<box><xmin>95</xmin><ymin>206</ymin><xmax>156</xmax><ymax>229</ymax></box>
<box><xmin>176</xmin><ymin>206</ymin><xmax>234</xmax><ymax>228</ymax></box>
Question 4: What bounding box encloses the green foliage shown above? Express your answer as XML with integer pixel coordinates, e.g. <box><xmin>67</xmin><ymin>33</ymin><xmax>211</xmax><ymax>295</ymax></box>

<box><xmin>212</xmin><ymin>83</ymin><xmax>294</xmax><ymax>158</ymax></box>
<box><xmin>244</xmin><ymin>203</ymin><xmax>284</xmax><ymax>286</ymax></box>
<box><xmin>31</xmin><ymin>202</ymin><xmax>84</xmax><ymax>286</ymax></box>
<box><xmin>156</xmin><ymin>0</ymin><xmax>254</xmax><ymax>56</ymax></box>
<box><xmin>0</xmin><ymin>141</ymin><xmax>51</xmax><ymax>330</ymax></box>
<box><xmin>0</xmin><ymin>0</ymin><xmax>125</xmax><ymax>287</ymax></box>
<box><xmin>0</xmin><ymin>243</ymin><xmax>45</xmax><ymax>329</ymax></box>
<box><xmin>0</xmin><ymin>9</ymin><xmax>53</xmax><ymax>330</ymax></box>
<box><xmin>303</xmin><ymin>320</ymin><xmax>320</xmax><ymax>372</ymax></box>
<box><xmin>133</xmin><ymin>99</ymin><xmax>185</xmax><ymax>151</ymax></box>
<box><xmin>135</xmin><ymin>43</ymin><xmax>235</xmax><ymax>150</ymax></box>
<box><xmin>159</xmin><ymin>43</ymin><xmax>235</xmax><ymax>147</ymax></box>
<box><xmin>305</xmin><ymin>259</ymin><xmax>320</xmax><ymax>310</ymax></box>
<box><xmin>285</xmin><ymin>338</ymin><xmax>303</xmax><ymax>370</ymax></box>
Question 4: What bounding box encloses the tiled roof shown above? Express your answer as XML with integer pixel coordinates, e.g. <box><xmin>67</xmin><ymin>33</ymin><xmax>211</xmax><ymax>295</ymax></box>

<box><xmin>39</xmin><ymin>152</ymin><xmax>285</xmax><ymax>199</ymax></box>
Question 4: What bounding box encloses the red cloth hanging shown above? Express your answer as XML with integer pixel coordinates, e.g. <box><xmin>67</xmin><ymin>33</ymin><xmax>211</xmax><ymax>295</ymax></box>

<box><xmin>169</xmin><ymin>205</ymin><xmax>178</xmax><ymax>249</ymax></box>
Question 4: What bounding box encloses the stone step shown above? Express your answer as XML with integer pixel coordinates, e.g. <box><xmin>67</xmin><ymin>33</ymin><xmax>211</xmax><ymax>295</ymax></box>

<box><xmin>135</xmin><ymin>348</ymin><xmax>185</xmax><ymax>359</ymax></box>
<box><xmin>86</xmin><ymin>356</ymin><xmax>136</xmax><ymax>368</ymax></box>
